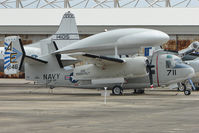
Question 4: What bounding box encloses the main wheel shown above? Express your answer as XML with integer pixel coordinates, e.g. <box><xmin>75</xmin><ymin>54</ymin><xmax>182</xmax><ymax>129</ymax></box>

<box><xmin>112</xmin><ymin>86</ymin><xmax>123</xmax><ymax>95</ymax></box>
<box><xmin>184</xmin><ymin>90</ymin><xmax>191</xmax><ymax>96</ymax></box>
<box><xmin>49</xmin><ymin>85</ymin><xmax>54</xmax><ymax>89</ymax></box>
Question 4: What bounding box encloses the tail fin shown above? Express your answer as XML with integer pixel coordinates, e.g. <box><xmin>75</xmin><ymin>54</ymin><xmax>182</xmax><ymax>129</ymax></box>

<box><xmin>4</xmin><ymin>36</ymin><xmax>25</xmax><ymax>75</ymax></box>
<box><xmin>53</xmin><ymin>11</ymin><xmax>79</xmax><ymax>49</ymax></box>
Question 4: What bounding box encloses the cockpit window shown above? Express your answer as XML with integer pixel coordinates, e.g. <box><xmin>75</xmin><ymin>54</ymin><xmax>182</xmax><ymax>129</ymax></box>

<box><xmin>174</xmin><ymin>59</ymin><xmax>183</xmax><ymax>64</ymax></box>
<box><xmin>166</xmin><ymin>60</ymin><xmax>172</xmax><ymax>68</ymax></box>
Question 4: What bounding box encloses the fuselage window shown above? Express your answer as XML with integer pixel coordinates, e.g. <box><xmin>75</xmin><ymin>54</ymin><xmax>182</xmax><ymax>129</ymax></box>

<box><xmin>166</xmin><ymin>60</ymin><xmax>172</xmax><ymax>68</ymax></box>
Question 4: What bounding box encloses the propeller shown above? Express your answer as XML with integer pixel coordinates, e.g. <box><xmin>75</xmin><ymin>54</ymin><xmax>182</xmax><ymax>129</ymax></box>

<box><xmin>146</xmin><ymin>59</ymin><xmax>155</xmax><ymax>89</ymax></box>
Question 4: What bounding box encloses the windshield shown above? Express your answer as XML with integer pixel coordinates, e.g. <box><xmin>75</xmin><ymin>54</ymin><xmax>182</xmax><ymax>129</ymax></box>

<box><xmin>174</xmin><ymin>59</ymin><xmax>183</xmax><ymax>64</ymax></box>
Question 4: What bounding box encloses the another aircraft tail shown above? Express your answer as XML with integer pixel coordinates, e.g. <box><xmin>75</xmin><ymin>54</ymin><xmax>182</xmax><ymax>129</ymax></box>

<box><xmin>52</xmin><ymin>11</ymin><xmax>79</xmax><ymax>49</ymax></box>
<box><xmin>4</xmin><ymin>36</ymin><xmax>25</xmax><ymax>75</ymax></box>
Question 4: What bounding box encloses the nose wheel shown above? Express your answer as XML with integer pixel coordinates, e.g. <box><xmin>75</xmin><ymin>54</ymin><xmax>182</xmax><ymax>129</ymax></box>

<box><xmin>112</xmin><ymin>86</ymin><xmax>123</xmax><ymax>95</ymax></box>
<box><xmin>182</xmin><ymin>80</ymin><xmax>192</xmax><ymax>96</ymax></box>
<box><xmin>184</xmin><ymin>90</ymin><xmax>191</xmax><ymax>96</ymax></box>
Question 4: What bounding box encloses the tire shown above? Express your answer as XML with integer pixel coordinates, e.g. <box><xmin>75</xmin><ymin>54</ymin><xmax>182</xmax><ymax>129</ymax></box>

<box><xmin>112</xmin><ymin>86</ymin><xmax>123</xmax><ymax>95</ymax></box>
<box><xmin>184</xmin><ymin>90</ymin><xmax>191</xmax><ymax>96</ymax></box>
<box><xmin>49</xmin><ymin>85</ymin><xmax>54</xmax><ymax>89</ymax></box>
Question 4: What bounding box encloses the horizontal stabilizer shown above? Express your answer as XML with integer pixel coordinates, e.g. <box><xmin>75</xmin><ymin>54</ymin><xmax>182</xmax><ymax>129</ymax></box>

<box><xmin>25</xmin><ymin>55</ymin><xmax>48</xmax><ymax>65</ymax></box>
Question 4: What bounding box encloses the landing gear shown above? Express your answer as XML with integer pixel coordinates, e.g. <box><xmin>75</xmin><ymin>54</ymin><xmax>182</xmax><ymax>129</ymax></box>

<box><xmin>177</xmin><ymin>83</ymin><xmax>186</xmax><ymax>92</ymax></box>
<box><xmin>49</xmin><ymin>85</ymin><xmax>55</xmax><ymax>93</ymax></box>
<box><xmin>112</xmin><ymin>86</ymin><xmax>123</xmax><ymax>95</ymax></box>
<box><xmin>184</xmin><ymin>90</ymin><xmax>191</xmax><ymax>96</ymax></box>
<box><xmin>182</xmin><ymin>80</ymin><xmax>192</xmax><ymax>96</ymax></box>
<box><xmin>49</xmin><ymin>85</ymin><xmax>55</xmax><ymax>89</ymax></box>
<box><xmin>134</xmin><ymin>89</ymin><xmax>145</xmax><ymax>94</ymax></box>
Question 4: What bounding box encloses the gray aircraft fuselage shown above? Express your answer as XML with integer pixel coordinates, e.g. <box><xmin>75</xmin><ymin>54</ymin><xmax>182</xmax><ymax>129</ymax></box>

<box><xmin>30</xmin><ymin>51</ymin><xmax>194</xmax><ymax>90</ymax></box>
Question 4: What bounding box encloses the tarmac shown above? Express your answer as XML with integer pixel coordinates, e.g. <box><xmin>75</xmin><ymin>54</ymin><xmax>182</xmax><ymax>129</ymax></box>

<box><xmin>0</xmin><ymin>79</ymin><xmax>199</xmax><ymax>133</ymax></box>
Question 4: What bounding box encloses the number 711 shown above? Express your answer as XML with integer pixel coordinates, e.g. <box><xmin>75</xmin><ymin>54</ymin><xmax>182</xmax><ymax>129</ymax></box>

<box><xmin>167</xmin><ymin>70</ymin><xmax>176</xmax><ymax>76</ymax></box>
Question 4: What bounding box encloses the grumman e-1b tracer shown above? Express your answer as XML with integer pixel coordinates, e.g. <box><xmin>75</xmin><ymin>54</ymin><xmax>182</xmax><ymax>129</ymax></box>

<box><xmin>3</xmin><ymin>12</ymin><xmax>195</xmax><ymax>95</ymax></box>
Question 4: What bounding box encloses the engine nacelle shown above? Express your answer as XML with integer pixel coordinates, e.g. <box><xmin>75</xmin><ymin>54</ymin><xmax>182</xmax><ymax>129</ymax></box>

<box><xmin>73</xmin><ymin>56</ymin><xmax>149</xmax><ymax>80</ymax></box>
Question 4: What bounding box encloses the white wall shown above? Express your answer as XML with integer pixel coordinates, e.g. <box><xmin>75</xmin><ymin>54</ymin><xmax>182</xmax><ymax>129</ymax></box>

<box><xmin>0</xmin><ymin>8</ymin><xmax>199</xmax><ymax>26</ymax></box>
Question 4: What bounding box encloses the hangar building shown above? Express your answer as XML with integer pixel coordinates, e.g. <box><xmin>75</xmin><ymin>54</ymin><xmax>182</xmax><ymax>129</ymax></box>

<box><xmin>1</xmin><ymin>0</ymin><xmax>199</xmax><ymax>77</ymax></box>
<box><xmin>0</xmin><ymin>8</ymin><xmax>199</xmax><ymax>51</ymax></box>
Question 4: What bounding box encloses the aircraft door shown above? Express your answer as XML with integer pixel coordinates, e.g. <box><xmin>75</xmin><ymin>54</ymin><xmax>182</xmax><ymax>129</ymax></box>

<box><xmin>154</xmin><ymin>54</ymin><xmax>176</xmax><ymax>86</ymax></box>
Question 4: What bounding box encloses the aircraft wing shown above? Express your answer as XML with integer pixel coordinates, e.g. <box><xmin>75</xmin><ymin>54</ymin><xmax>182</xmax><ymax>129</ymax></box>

<box><xmin>70</xmin><ymin>53</ymin><xmax>125</xmax><ymax>66</ymax></box>
<box><xmin>25</xmin><ymin>55</ymin><xmax>48</xmax><ymax>65</ymax></box>
<box><xmin>61</xmin><ymin>56</ymin><xmax>80</xmax><ymax>66</ymax></box>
